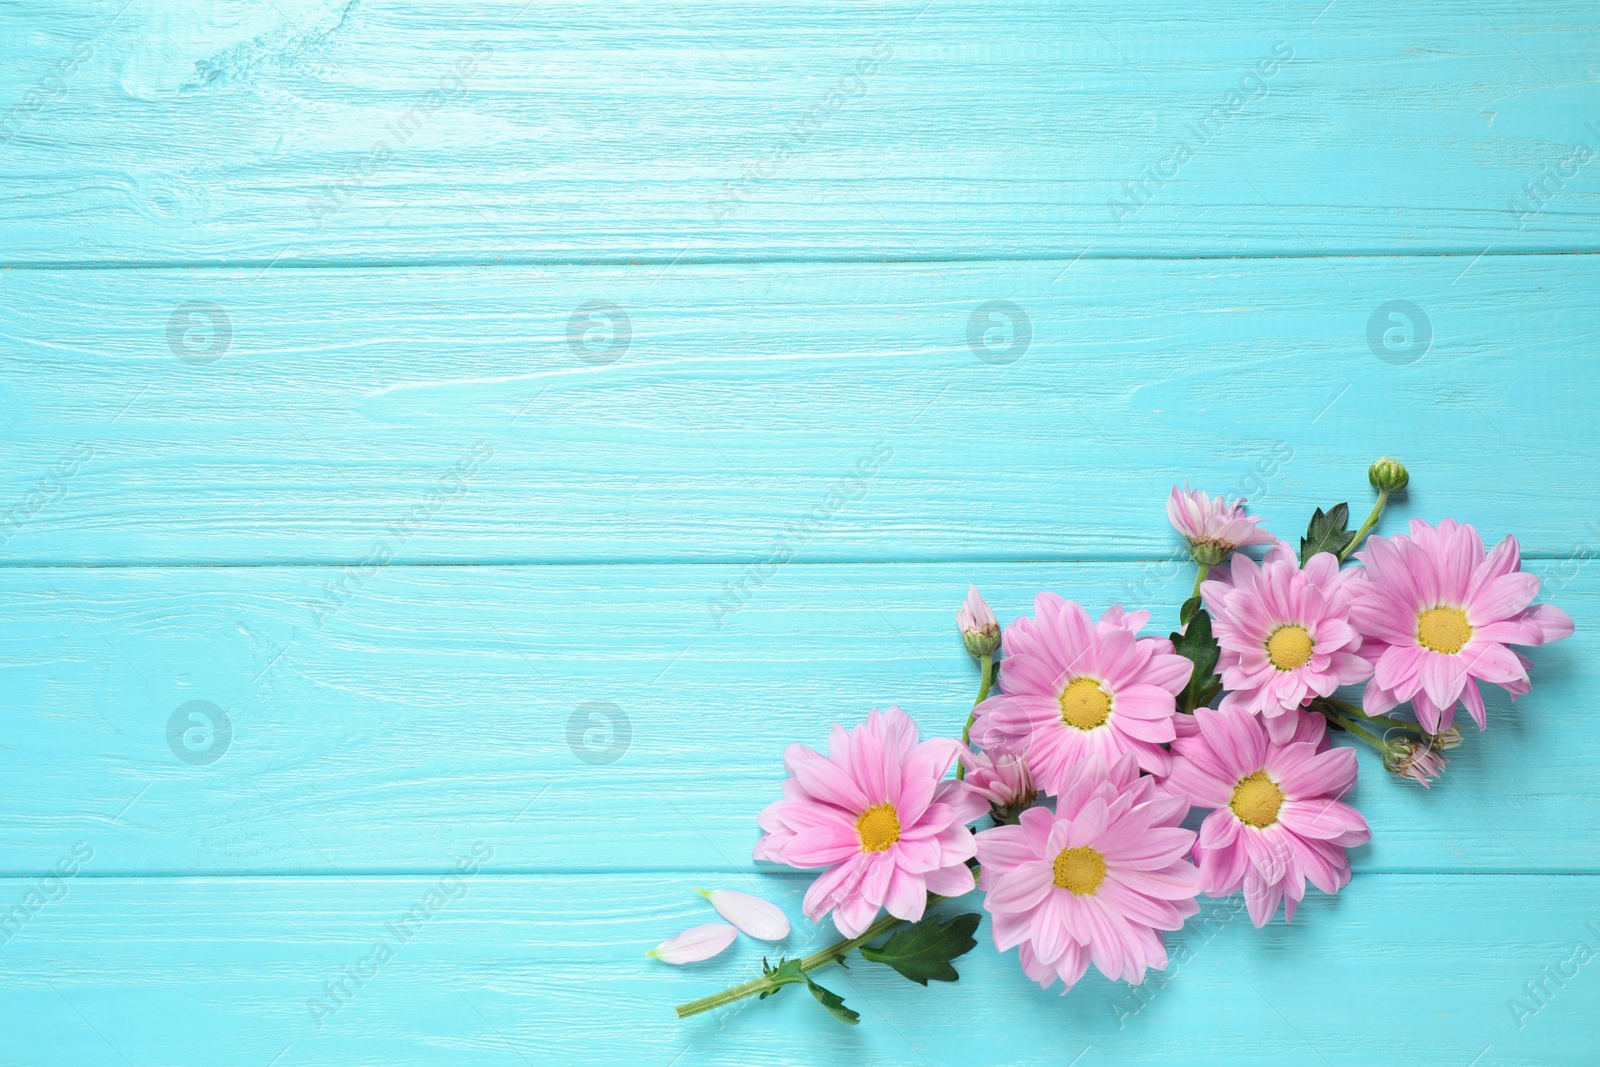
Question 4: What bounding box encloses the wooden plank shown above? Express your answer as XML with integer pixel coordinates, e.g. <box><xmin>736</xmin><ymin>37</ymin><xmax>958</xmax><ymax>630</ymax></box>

<box><xmin>1</xmin><ymin>561</ymin><xmax>1590</xmax><ymax>876</ymax></box>
<box><xmin>2</xmin><ymin>256</ymin><xmax>1597</xmax><ymax>564</ymax></box>
<box><xmin>0</xmin><ymin>871</ymin><xmax>1594</xmax><ymax>1064</ymax></box>
<box><xmin>3</xmin><ymin>1</ymin><xmax>1600</xmax><ymax>264</ymax></box>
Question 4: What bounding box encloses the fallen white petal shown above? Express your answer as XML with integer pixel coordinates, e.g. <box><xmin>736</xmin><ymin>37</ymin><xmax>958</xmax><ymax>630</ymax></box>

<box><xmin>697</xmin><ymin>888</ymin><xmax>790</xmax><ymax>941</ymax></box>
<box><xmin>646</xmin><ymin>923</ymin><xmax>737</xmax><ymax>964</ymax></box>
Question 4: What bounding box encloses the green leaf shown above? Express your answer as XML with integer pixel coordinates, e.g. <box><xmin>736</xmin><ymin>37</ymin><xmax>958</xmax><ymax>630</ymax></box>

<box><xmin>803</xmin><ymin>976</ymin><xmax>860</xmax><ymax>1025</ymax></box>
<box><xmin>755</xmin><ymin>958</ymin><xmax>859</xmax><ymax>1024</ymax></box>
<box><xmin>1300</xmin><ymin>503</ymin><xmax>1354</xmax><ymax>565</ymax></box>
<box><xmin>859</xmin><ymin>912</ymin><xmax>981</xmax><ymax>986</ymax></box>
<box><xmin>1179</xmin><ymin>595</ymin><xmax>1202</xmax><ymax>628</ymax></box>
<box><xmin>758</xmin><ymin>957</ymin><xmax>803</xmax><ymax>999</ymax></box>
<box><xmin>1170</xmin><ymin>609</ymin><xmax>1222</xmax><ymax>713</ymax></box>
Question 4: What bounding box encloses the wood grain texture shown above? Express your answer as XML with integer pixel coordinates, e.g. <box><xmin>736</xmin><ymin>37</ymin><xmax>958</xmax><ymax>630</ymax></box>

<box><xmin>1</xmin><ymin>872</ymin><xmax>1596</xmax><ymax>1066</ymax></box>
<box><xmin>3</xmin><ymin>0</ymin><xmax>1600</xmax><ymax>264</ymax></box>
<box><xmin>1</xmin><ymin>561</ymin><xmax>1587</xmax><ymax>876</ymax></box>
<box><xmin>6</xmin><ymin>1</ymin><xmax>1600</xmax><ymax>1062</ymax></box>
<box><xmin>3</xmin><ymin>256</ymin><xmax>1597</xmax><ymax>565</ymax></box>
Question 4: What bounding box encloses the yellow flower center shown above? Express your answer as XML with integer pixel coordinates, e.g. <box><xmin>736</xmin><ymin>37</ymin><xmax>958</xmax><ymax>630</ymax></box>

<box><xmin>855</xmin><ymin>803</ymin><xmax>901</xmax><ymax>852</ymax></box>
<box><xmin>1265</xmin><ymin>624</ymin><xmax>1314</xmax><ymax>670</ymax></box>
<box><xmin>1417</xmin><ymin>606</ymin><xmax>1472</xmax><ymax>655</ymax></box>
<box><xmin>1058</xmin><ymin>677</ymin><xmax>1111</xmax><ymax>731</ymax></box>
<box><xmin>1230</xmin><ymin>771</ymin><xmax>1283</xmax><ymax>828</ymax></box>
<box><xmin>1052</xmin><ymin>846</ymin><xmax>1108</xmax><ymax>895</ymax></box>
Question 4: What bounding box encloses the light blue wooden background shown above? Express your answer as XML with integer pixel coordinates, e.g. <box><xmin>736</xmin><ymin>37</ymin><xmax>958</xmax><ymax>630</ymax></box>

<box><xmin>3</xmin><ymin>1</ymin><xmax>1598</xmax><ymax>1064</ymax></box>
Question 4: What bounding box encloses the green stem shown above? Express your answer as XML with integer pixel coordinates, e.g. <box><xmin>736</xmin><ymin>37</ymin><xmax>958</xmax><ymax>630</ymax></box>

<box><xmin>957</xmin><ymin>653</ymin><xmax>994</xmax><ymax>778</ymax></box>
<box><xmin>1359</xmin><ymin>713</ymin><xmax>1425</xmax><ymax>734</ymax></box>
<box><xmin>1339</xmin><ymin>489</ymin><xmax>1389</xmax><ymax>562</ymax></box>
<box><xmin>1190</xmin><ymin>563</ymin><xmax>1210</xmax><ymax>600</ymax></box>
<box><xmin>1318</xmin><ymin>697</ymin><xmax>1424</xmax><ymax>735</ymax></box>
<box><xmin>674</xmin><ymin>894</ymin><xmax>949</xmax><ymax>1019</ymax></box>
<box><xmin>974</xmin><ymin>653</ymin><xmax>995</xmax><ymax>708</ymax></box>
<box><xmin>1326</xmin><ymin>710</ymin><xmax>1389</xmax><ymax>752</ymax></box>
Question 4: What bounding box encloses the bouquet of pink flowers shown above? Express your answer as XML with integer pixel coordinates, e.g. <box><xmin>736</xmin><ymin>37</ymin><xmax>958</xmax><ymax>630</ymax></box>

<box><xmin>661</xmin><ymin>459</ymin><xmax>1573</xmax><ymax>1024</ymax></box>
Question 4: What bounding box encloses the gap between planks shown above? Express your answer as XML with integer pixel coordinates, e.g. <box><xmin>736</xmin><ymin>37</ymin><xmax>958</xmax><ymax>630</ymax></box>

<box><xmin>5</xmin><ymin>249</ymin><xmax>1600</xmax><ymax>272</ymax></box>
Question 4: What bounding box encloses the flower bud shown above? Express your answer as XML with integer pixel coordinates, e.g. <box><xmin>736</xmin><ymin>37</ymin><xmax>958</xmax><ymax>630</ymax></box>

<box><xmin>957</xmin><ymin>584</ymin><xmax>1001</xmax><ymax>657</ymax></box>
<box><xmin>1368</xmin><ymin>456</ymin><xmax>1409</xmax><ymax>493</ymax></box>
<box><xmin>1428</xmin><ymin>726</ymin><xmax>1463</xmax><ymax>751</ymax></box>
<box><xmin>962</xmin><ymin>748</ymin><xmax>1032</xmax><ymax>807</ymax></box>
<box><xmin>961</xmin><ymin>747</ymin><xmax>1037</xmax><ymax>824</ymax></box>
<box><xmin>1166</xmin><ymin>486</ymin><xmax>1273</xmax><ymax>566</ymax></box>
<box><xmin>1382</xmin><ymin>738</ymin><xmax>1447</xmax><ymax>788</ymax></box>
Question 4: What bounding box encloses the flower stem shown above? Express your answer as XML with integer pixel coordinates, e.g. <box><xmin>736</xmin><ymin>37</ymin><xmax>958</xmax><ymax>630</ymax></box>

<box><xmin>974</xmin><ymin>653</ymin><xmax>995</xmax><ymax>709</ymax></box>
<box><xmin>1190</xmin><ymin>563</ymin><xmax>1210</xmax><ymax>600</ymax></box>
<box><xmin>673</xmin><ymin>894</ymin><xmax>949</xmax><ymax>1019</ymax></box>
<box><xmin>1318</xmin><ymin>697</ymin><xmax>1424</xmax><ymax>736</ymax></box>
<box><xmin>957</xmin><ymin>653</ymin><xmax>994</xmax><ymax>778</ymax></box>
<box><xmin>1330</xmin><ymin>712</ymin><xmax>1388</xmax><ymax>750</ymax></box>
<box><xmin>1358</xmin><ymin>713</ymin><xmax>1425</xmax><ymax>734</ymax></box>
<box><xmin>1339</xmin><ymin>489</ymin><xmax>1389</xmax><ymax>562</ymax></box>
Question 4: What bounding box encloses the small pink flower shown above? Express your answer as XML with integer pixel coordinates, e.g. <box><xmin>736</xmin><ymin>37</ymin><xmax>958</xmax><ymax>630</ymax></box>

<box><xmin>1165</xmin><ymin>707</ymin><xmax>1369</xmax><ymax>927</ymax></box>
<box><xmin>753</xmin><ymin>707</ymin><xmax>985</xmax><ymax>938</ymax></box>
<box><xmin>1168</xmin><ymin>487</ymin><xmax>1275</xmax><ymax>565</ymax></box>
<box><xmin>957</xmin><ymin>584</ymin><xmax>1001</xmax><ymax>656</ymax></box>
<box><xmin>975</xmin><ymin>755</ymin><xmax>1200</xmax><ymax>991</ymax></box>
<box><xmin>1348</xmin><ymin>519</ymin><xmax>1574</xmax><ymax>732</ymax></box>
<box><xmin>970</xmin><ymin>595</ymin><xmax>1193</xmax><ymax>787</ymax></box>
<box><xmin>1202</xmin><ymin>541</ymin><xmax>1373</xmax><ymax>743</ymax></box>
<box><xmin>960</xmin><ymin>747</ymin><xmax>1035</xmax><ymax>813</ymax></box>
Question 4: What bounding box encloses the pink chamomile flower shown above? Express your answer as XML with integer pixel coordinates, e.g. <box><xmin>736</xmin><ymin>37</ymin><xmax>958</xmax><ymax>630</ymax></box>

<box><xmin>1165</xmin><ymin>706</ymin><xmax>1369</xmax><ymax>927</ymax></box>
<box><xmin>1168</xmin><ymin>486</ymin><xmax>1276</xmax><ymax>565</ymax></box>
<box><xmin>975</xmin><ymin>754</ymin><xmax>1200</xmax><ymax>991</ymax></box>
<box><xmin>1201</xmin><ymin>540</ymin><xmax>1373</xmax><ymax>743</ymax></box>
<box><xmin>753</xmin><ymin>707</ymin><xmax>986</xmax><ymax>938</ymax></box>
<box><xmin>970</xmin><ymin>595</ymin><xmax>1194</xmax><ymax>788</ymax></box>
<box><xmin>1348</xmin><ymin>519</ymin><xmax>1574</xmax><ymax>732</ymax></box>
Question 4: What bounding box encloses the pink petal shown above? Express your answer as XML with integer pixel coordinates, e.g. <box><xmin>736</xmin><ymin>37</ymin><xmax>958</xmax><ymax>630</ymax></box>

<box><xmin>1243</xmin><ymin>875</ymin><xmax>1283</xmax><ymax>927</ymax></box>
<box><xmin>884</xmin><ymin>867</ymin><xmax>929</xmax><ymax>923</ymax></box>
<box><xmin>698</xmin><ymin>889</ymin><xmax>790</xmax><ymax>941</ymax></box>
<box><xmin>1273</xmin><ymin>745</ymin><xmax>1359</xmax><ymax>800</ymax></box>
<box><xmin>1461</xmin><ymin>679</ymin><xmax>1487</xmax><ymax>729</ymax></box>
<box><xmin>1278</xmin><ymin>799</ymin><xmax>1369</xmax><ymax>843</ymax></box>
<box><xmin>1467</xmin><ymin>573</ymin><xmax>1540</xmax><ymax>623</ymax></box>
<box><xmin>648</xmin><ymin>923</ymin><xmax>738</xmax><ymax>963</ymax></box>
<box><xmin>1460</xmin><ymin>641</ymin><xmax>1531</xmax><ymax>687</ymax></box>
<box><xmin>1199</xmin><ymin>809</ymin><xmax>1240</xmax><ymax>850</ymax></box>
<box><xmin>1520</xmin><ymin>603</ymin><xmax>1575</xmax><ymax>644</ymax></box>
<box><xmin>788</xmin><ymin>755</ymin><xmax>871</xmax><ymax>812</ymax></box>
<box><xmin>923</xmin><ymin>863</ymin><xmax>978</xmax><ymax>897</ymax></box>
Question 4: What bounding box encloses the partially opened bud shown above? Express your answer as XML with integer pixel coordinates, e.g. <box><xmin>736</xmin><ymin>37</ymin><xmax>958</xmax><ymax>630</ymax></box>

<box><xmin>1368</xmin><ymin>456</ymin><xmax>1409</xmax><ymax>493</ymax></box>
<box><xmin>1382</xmin><ymin>738</ymin><xmax>1447</xmax><ymax>788</ymax></box>
<box><xmin>695</xmin><ymin>888</ymin><xmax>790</xmax><ymax>941</ymax></box>
<box><xmin>1428</xmin><ymin>726</ymin><xmax>1463</xmax><ymax>751</ymax></box>
<box><xmin>1166</xmin><ymin>486</ymin><xmax>1273</xmax><ymax>566</ymax></box>
<box><xmin>957</xmin><ymin>585</ymin><xmax>1001</xmax><ymax>657</ymax></box>
<box><xmin>961</xmin><ymin>747</ymin><xmax>1037</xmax><ymax>824</ymax></box>
<box><xmin>647</xmin><ymin>923</ymin><xmax>738</xmax><ymax>964</ymax></box>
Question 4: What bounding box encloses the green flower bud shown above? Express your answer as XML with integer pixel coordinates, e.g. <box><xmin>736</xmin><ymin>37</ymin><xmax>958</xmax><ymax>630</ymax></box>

<box><xmin>1368</xmin><ymin>456</ymin><xmax>1409</xmax><ymax>493</ymax></box>
<box><xmin>1188</xmin><ymin>541</ymin><xmax>1232</xmax><ymax>568</ymax></box>
<box><xmin>957</xmin><ymin>585</ymin><xmax>1002</xmax><ymax>657</ymax></box>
